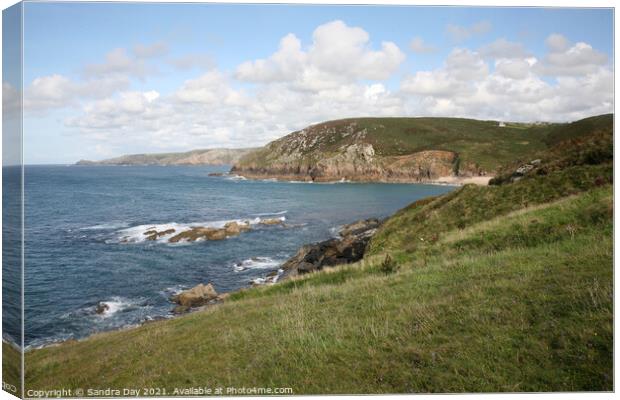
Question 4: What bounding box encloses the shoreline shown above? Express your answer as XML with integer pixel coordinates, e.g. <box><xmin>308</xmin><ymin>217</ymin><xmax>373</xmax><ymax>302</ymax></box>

<box><xmin>22</xmin><ymin>175</ymin><xmax>470</xmax><ymax>352</ymax></box>
<box><xmin>25</xmin><ymin>216</ymin><xmax>387</xmax><ymax>351</ymax></box>
<box><xmin>229</xmin><ymin>172</ymin><xmax>493</xmax><ymax>186</ymax></box>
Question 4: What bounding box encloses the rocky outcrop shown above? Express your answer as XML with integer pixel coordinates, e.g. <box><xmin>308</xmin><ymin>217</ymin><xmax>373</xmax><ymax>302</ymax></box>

<box><xmin>231</xmin><ymin>119</ymin><xmax>492</xmax><ymax>183</ymax></box>
<box><xmin>95</xmin><ymin>302</ymin><xmax>109</xmax><ymax>315</ymax></box>
<box><xmin>281</xmin><ymin>218</ymin><xmax>381</xmax><ymax>278</ymax></box>
<box><xmin>131</xmin><ymin>219</ymin><xmax>284</xmax><ymax>244</ymax></box>
<box><xmin>145</xmin><ymin>228</ymin><xmax>176</xmax><ymax>241</ymax></box>
<box><xmin>76</xmin><ymin>148</ymin><xmax>258</xmax><ymax>166</ymax></box>
<box><xmin>168</xmin><ymin>222</ymin><xmax>254</xmax><ymax>243</ymax></box>
<box><xmin>171</xmin><ymin>283</ymin><xmax>220</xmax><ymax>313</ymax></box>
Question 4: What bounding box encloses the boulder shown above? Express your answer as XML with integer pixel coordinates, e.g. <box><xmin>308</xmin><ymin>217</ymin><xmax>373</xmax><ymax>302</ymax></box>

<box><xmin>339</xmin><ymin>218</ymin><xmax>381</xmax><ymax>237</ymax></box>
<box><xmin>95</xmin><ymin>302</ymin><xmax>109</xmax><ymax>315</ymax></box>
<box><xmin>204</xmin><ymin>229</ymin><xmax>227</xmax><ymax>240</ymax></box>
<box><xmin>223</xmin><ymin>221</ymin><xmax>250</xmax><ymax>236</ymax></box>
<box><xmin>280</xmin><ymin>218</ymin><xmax>382</xmax><ymax>278</ymax></box>
<box><xmin>172</xmin><ymin>283</ymin><xmax>218</xmax><ymax>307</ymax></box>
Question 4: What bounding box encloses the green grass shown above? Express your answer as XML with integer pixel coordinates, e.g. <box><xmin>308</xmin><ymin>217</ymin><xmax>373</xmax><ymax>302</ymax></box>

<box><xmin>235</xmin><ymin>114</ymin><xmax>611</xmax><ymax>173</ymax></box>
<box><xmin>24</xmin><ymin>179</ymin><xmax>612</xmax><ymax>394</ymax></box>
<box><xmin>3</xmin><ymin>341</ymin><xmax>22</xmax><ymax>396</ymax></box>
<box><xmin>23</xmin><ymin>120</ymin><xmax>613</xmax><ymax>393</ymax></box>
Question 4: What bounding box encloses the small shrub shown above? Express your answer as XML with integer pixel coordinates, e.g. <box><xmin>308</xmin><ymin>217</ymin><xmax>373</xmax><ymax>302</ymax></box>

<box><xmin>379</xmin><ymin>254</ymin><xmax>399</xmax><ymax>275</ymax></box>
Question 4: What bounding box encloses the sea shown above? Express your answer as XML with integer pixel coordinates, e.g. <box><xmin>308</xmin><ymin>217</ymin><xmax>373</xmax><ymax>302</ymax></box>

<box><xmin>2</xmin><ymin>165</ymin><xmax>455</xmax><ymax>348</ymax></box>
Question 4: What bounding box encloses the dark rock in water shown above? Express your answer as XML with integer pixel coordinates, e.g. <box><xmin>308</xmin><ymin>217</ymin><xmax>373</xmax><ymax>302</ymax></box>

<box><xmin>280</xmin><ymin>218</ymin><xmax>381</xmax><ymax>278</ymax></box>
<box><xmin>208</xmin><ymin>172</ymin><xmax>225</xmax><ymax>176</ymax></box>
<box><xmin>145</xmin><ymin>228</ymin><xmax>176</xmax><ymax>241</ymax></box>
<box><xmin>95</xmin><ymin>302</ymin><xmax>109</xmax><ymax>315</ymax></box>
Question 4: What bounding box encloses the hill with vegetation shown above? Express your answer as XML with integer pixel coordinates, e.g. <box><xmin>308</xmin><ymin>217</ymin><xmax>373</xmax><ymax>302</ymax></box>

<box><xmin>232</xmin><ymin>115</ymin><xmax>611</xmax><ymax>183</ymax></box>
<box><xmin>22</xmin><ymin>114</ymin><xmax>613</xmax><ymax>394</ymax></box>
<box><xmin>76</xmin><ymin>148</ymin><xmax>257</xmax><ymax>166</ymax></box>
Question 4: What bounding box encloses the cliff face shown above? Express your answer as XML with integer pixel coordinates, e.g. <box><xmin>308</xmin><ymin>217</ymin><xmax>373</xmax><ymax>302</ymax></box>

<box><xmin>76</xmin><ymin>148</ymin><xmax>258</xmax><ymax>166</ymax></box>
<box><xmin>231</xmin><ymin>119</ymin><xmax>487</xmax><ymax>183</ymax></box>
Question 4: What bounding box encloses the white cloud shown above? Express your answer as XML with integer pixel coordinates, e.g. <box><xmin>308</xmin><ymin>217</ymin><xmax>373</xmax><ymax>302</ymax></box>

<box><xmin>133</xmin><ymin>42</ymin><xmax>168</xmax><ymax>59</ymax></box>
<box><xmin>23</xmin><ymin>43</ymin><xmax>163</xmax><ymax>113</ymax></box>
<box><xmin>545</xmin><ymin>33</ymin><xmax>570</xmax><ymax>52</ymax></box>
<box><xmin>26</xmin><ymin>22</ymin><xmax>612</xmax><ymax>156</ymax></box>
<box><xmin>65</xmin><ymin>70</ymin><xmax>404</xmax><ymax>152</ymax></box>
<box><xmin>23</xmin><ymin>73</ymin><xmax>130</xmax><ymax>112</ymax></box>
<box><xmin>446</xmin><ymin>20</ymin><xmax>491</xmax><ymax>42</ymax></box>
<box><xmin>235</xmin><ymin>20</ymin><xmax>405</xmax><ymax>90</ymax></box>
<box><xmin>479</xmin><ymin>38</ymin><xmax>530</xmax><ymax>59</ymax></box>
<box><xmin>401</xmin><ymin>48</ymin><xmax>487</xmax><ymax>96</ymax></box>
<box><xmin>401</xmin><ymin>38</ymin><xmax>612</xmax><ymax>122</ymax></box>
<box><xmin>236</xmin><ymin>33</ymin><xmax>306</xmax><ymax>83</ymax></box>
<box><xmin>409</xmin><ymin>37</ymin><xmax>436</xmax><ymax>54</ymax></box>
<box><xmin>169</xmin><ymin>54</ymin><xmax>215</xmax><ymax>70</ymax></box>
<box><xmin>175</xmin><ymin>70</ymin><xmax>247</xmax><ymax>106</ymax></box>
<box><xmin>534</xmin><ymin>35</ymin><xmax>608</xmax><ymax>76</ymax></box>
<box><xmin>494</xmin><ymin>58</ymin><xmax>533</xmax><ymax>80</ymax></box>
<box><xmin>84</xmin><ymin>48</ymin><xmax>151</xmax><ymax>79</ymax></box>
<box><xmin>3</xmin><ymin>81</ymin><xmax>21</xmax><ymax>116</ymax></box>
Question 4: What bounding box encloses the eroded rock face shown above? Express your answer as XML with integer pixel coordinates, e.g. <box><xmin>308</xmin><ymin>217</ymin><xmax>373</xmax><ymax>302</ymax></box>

<box><xmin>231</xmin><ymin>120</ymin><xmax>487</xmax><ymax>182</ymax></box>
<box><xmin>172</xmin><ymin>283</ymin><xmax>218</xmax><ymax>308</ymax></box>
<box><xmin>281</xmin><ymin>218</ymin><xmax>381</xmax><ymax>278</ymax></box>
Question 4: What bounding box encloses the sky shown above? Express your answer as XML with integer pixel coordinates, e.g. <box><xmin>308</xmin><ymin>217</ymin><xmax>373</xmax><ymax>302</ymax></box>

<box><xmin>2</xmin><ymin>2</ymin><xmax>614</xmax><ymax>164</ymax></box>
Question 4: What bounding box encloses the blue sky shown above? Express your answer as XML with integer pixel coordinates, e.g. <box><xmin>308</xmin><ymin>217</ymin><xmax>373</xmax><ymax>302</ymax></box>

<box><xmin>4</xmin><ymin>2</ymin><xmax>614</xmax><ymax>164</ymax></box>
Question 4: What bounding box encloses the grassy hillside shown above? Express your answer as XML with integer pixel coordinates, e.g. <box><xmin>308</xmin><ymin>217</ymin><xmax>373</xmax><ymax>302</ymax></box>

<box><xmin>234</xmin><ymin>115</ymin><xmax>611</xmax><ymax>177</ymax></box>
<box><xmin>24</xmin><ymin>118</ymin><xmax>613</xmax><ymax>393</ymax></box>
<box><xmin>76</xmin><ymin>148</ymin><xmax>257</xmax><ymax>166</ymax></box>
<box><xmin>2</xmin><ymin>341</ymin><xmax>21</xmax><ymax>396</ymax></box>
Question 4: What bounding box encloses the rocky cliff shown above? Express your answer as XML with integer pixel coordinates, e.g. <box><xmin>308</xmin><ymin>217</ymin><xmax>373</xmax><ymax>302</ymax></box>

<box><xmin>76</xmin><ymin>148</ymin><xmax>257</xmax><ymax>166</ymax></box>
<box><xmin>230</xmin><ymin>118</ymin><xmax>516</xmax><ymax>183</ymax></box>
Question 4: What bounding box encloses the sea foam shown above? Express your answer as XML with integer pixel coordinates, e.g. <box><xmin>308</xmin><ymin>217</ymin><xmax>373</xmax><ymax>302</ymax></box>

<box><xmin>113</xmin><ymin>216</ymin><xmax>286</xmax><ymax>244</ymax></box>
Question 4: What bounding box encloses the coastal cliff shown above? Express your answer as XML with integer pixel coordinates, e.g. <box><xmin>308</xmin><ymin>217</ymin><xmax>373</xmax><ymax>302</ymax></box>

<box><xmin>76</xmin><ymin>147</ymin><xmax>257</xmax><ymax>166</ymax></box>
<box><xmin>230</xmin><ymin>117</ymin><xmax>560</xmax><ymax>183</ymax></box>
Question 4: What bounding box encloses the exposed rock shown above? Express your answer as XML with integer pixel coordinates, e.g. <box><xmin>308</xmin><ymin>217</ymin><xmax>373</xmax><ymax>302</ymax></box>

<box><xmin>515</xmin><ymin>164</ymin><xmax>535</xmax><ymax>175</ymax></box>
<box><xmin>259</xmin><ymin>218</ymin><xmax>284</xmax><ymax>226</ymax></box>
<box><xmin>172</xmin><ymin>305</ymin><xmax>190</xmax><ymax>314</ymax></box>
<box><xmin>231</xmin><ymin>119</ymin><xmax>489</xmax><ymax>183</ymax></box>
<box><xmin>281</xmin><ymin>218</ymin><xmax>381</xmax><ymax>278</ymax></box>
<box><xmin>169</xmin><ymin>226</ymin><xmax>232</xmax><ymax>243</ymax></box>
<box><xmin>223</xmin><ymin>221</ymin><xmax>251</xmax><ymax>235</ymax></box>
<box><xmin>172</xmin><ymin>283</ymin><xmax>218</xmax><ymax>308</ymax></box>
<box><xmin>95</xmin><ymin>302</ymin><xmax>109</xmax><ymax>315</ymax></box>
<box><xmin>339</xmin><ymin>218</ymin><xmax>381</xmax><ymax>237</ymax></box>
<box><xmin>145</xmin><ymin>228</ymin><xmax>176</xmax><ymax>241</ymax></box>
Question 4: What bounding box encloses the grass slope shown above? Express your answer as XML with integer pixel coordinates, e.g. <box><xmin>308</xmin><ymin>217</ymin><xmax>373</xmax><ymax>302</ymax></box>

<box><xmin>24</xmin><ymin>116</ymin><xmax>614</xmax><ymax>393</ymax></box>
<box><xmin>25</xmin><ymin>152</ymin><xmax>613</xmax><ymax>392</ymax></box>
<box><xmin>235</xmin><ymin>114</ymin><xmax>611</xmax><ymax>173</ymax></box>
<box><xmin>3</xmin><ymin>341</ymin><xmax>21</xmax><ymax>396</ymax></box>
